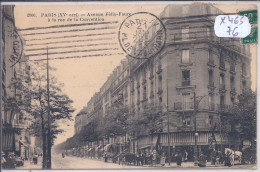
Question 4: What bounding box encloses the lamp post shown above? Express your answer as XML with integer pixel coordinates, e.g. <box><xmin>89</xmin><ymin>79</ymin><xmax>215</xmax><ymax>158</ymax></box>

<box><xmin>166</xmin><ymin>79</ymin><xmax>171</xmax><ymax>166</ymax></box>
<box><xmin>193</xmin><ymin>92</ymin><xmax>198</xmax><ymax>166</ymax></box>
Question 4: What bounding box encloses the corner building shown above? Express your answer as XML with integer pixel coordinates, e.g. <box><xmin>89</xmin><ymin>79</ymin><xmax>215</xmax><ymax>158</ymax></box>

<box><xmin>76</xmin><ymin>4</ymin><xmax>251</xmax><ymax>160</ymax></box>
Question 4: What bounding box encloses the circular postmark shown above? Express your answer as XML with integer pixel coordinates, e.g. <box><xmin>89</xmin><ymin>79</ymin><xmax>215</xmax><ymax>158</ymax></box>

<box><xmin>118</xmin><ymin>12</ymin><xmax>166</xmax><ymax>59</ymax></box>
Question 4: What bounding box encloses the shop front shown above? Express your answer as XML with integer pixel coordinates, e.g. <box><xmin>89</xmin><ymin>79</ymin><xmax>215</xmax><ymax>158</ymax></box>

<box><xmin>159</xmin><ymin>132</ymin><xmax>240</xmax><ymax>161</ymax></box>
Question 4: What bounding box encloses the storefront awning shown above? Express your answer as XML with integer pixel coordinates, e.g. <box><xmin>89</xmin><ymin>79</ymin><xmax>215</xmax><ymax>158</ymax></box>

<box><xmin>19</xmin><ymin>140</ymin><xmax>29</xmax><ymax>148</ymax></box>
<box><xmin>104</xmin><ymin>144</ymin><xmax>112</xmax><ymax>152</ymax></box>
<box><xmin>139</xmin><ymin>145</ymin><xmax>151</xmax><ymax>150</ymax></box>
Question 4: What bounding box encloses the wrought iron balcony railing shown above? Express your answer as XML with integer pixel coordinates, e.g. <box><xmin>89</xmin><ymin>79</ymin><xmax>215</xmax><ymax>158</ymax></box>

<box><xmin>174</xmin><ymin>102</ymin><xmax>194</xmax><ymax>110</ymax></box>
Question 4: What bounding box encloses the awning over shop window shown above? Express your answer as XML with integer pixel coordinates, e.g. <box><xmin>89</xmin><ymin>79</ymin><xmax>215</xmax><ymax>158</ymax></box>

<box><xmin>160</xmin><ymin>132</ymin><xmax>239</xmax><ymax>146</ymax></box>
<box><xmin>139</xmin><ymin>145</ymin><xmax>151</xmax><ymax>150</ymax></box>
<box><xmin>19</xmin><ymin>140</ymin><xmax>29</xmax><ymax>147</ymax></box>
<box><xmin>103</xmin><ymin>144</ymin><xmax>112</xmax><ymax>152</ymax></box>
<box><xmin>137</xmin><ymin>135</ymin><xmax>158</xmax><ymax>149</ymax></box>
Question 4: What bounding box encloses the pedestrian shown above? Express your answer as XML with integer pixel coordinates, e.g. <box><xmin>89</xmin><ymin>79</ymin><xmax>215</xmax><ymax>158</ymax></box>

<box><xmin>104</xmin><ymin>153</ymin><xmax>108</xmax><ymax>162</ymax></box>
<box><xmin>140</xmin><ymin>152</ymin><xmax>144</xmax><ymax>165</ymax></box>
<box><xmin>62</xmin><ymin>152</ymin><xmax>65</xmax><ymax>158</ymax></box>
<box><xmin>184</xmin><ymin>150</ymin><xmax>188</xmax><ymax>162</ymax></box>
<box><xmin>175</xmin><ymin>152</ymin><xmax>182</xmax><ymax>167</ymax></box>
<box><xmin>198</xmin><ymin>152</ymin><xmax>207</xmax><ymax>167</ymax></box>
<box><xmin>5</xmin><ymin>153</ymin><xmax>16</xmax><ymax>169</ymax></box>
<box><xmin>2</xmin><ymin>152</ymin><xmax>7</xmax><ymax>169</ymax></box>
<box><xmin>160</xmin><ymin>152</ymin><xmax>166</xmax><ymax>167</ymax></box>
<box><xmin>136</xmin><ymin>152</ymin><xmax>140</xmax><ymax>166</ymax></box>
<box><xmin>152</xmin><ymin>149</ymin><xmax>157</xmax><ymax>166</ymax></box>
<box><xmin>211</xmin><ymin>150</ymin><xmax>216</xmax><ymax>165</ymax></box>
<box><xmin>224</xmin><ymin>151</ymin><xmax>232</xmax><ymax>167</ymax></box>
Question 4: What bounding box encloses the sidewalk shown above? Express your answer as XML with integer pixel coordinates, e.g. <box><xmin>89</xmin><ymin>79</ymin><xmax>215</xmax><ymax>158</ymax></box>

<box><xmin>16</xmin><ymin>157</ymin><xmax>42</xmax><ymax>169</ymax></box>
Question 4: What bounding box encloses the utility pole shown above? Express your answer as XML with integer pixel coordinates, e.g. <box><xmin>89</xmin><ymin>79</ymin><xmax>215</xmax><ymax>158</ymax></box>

<box><xmin>193</xmin><ymin>92</ymin><xmax>198</xmax><ymax>166</ymax></box>
<box><xmin>167</xmin><ymin>79</ymin><xmax>170</xmax><ymax>166</ymax></box>
<box><xmin>46</xmin><ymin>47</ymin><xmax>52</xmax><ymax>169</ymax></box>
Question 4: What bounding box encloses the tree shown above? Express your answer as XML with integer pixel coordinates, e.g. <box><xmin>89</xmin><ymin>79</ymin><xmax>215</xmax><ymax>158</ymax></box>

<box><xmin>232</xmin><ymin>88</ymin><xmax>256</xmax><ymax>142</ymax></box>
<box><xmin>127</xmin><ymin>103</ymin><xmax>164</xmax><ymax>137</ymax></box>
<box><xmin>8</xmin><ymin>63</ymin><xmax>74</xmax><ymax>169</ymax></box>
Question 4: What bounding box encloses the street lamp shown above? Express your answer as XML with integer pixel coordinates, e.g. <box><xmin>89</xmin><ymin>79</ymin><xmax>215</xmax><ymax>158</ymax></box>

<box><xmin>193</xmin><ymin>92</ymin><xmax>199</xmax><ymax>166</ymax></box>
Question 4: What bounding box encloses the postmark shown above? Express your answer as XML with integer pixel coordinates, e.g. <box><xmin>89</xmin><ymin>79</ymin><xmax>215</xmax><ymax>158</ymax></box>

<box><xmin>9</xmin><ymin>29</ymin><xmax>24</xmax><ymax>67</ymax></box>
<box><xmin>118</xmin><ymin>12</ymin><xmax>166</xmax><ymax>59</ymax></box>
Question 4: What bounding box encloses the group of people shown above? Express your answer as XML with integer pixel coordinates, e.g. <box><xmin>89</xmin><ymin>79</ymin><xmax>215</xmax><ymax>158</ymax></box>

<box><xmin>1</xmin><ymin>152</ymin><xmax>17</xmax><ymax>169</ymax></box>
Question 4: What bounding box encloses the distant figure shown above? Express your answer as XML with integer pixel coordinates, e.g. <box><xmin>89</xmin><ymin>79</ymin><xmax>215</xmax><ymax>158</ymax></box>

<box><xmin>198</xmin><ymin>152</ymin><xmax>207</xmax><ymax>167</ymax></box>
<box><xmin>33</xmin><ymin>155</ymin><xmax>38</xmax><ymax>164</ymax></box>
<box><xmin>160</xmin><ymin>152</ymin><xmax>166</xmax><ymax>166</ymax></box>
<box><xmin>5</xmin><ymin>153</ymin><xmax>16</xmax><ymax>169</ymax></box>
<box><xmin>184</xmin><ymin>150</ymin><xmax>188</xmax><ymax>162</ymax></box>
<box><xmin>224</xmin><ymin>150</ymin><xmax>232</xmax><ymax>167</ymax></box>
<box><xmin>2</xmin><ymin>152</ymin><xmax>6</xmax><ymax>169</ymax></box>
<box><xmin>62</xmin><ymin>152</ymin><xmax>65</xmax><ymax>158</ymax></box>
<box><xmin>175</xmin><ymin>152</ymin><xmax>182</xmax><ymax>167</ymax></box>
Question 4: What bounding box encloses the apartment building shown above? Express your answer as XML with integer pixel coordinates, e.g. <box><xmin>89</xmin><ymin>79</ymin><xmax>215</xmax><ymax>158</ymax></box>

<box><xmin>75</xmin><ymin>4</ymin><xmax>251</xmax><ymax>158</ymax></box>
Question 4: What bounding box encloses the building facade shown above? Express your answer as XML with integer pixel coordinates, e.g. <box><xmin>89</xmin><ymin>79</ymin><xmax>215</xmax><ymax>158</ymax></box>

<box><xmin>74</xmin><ymin>4</ymin><xmax>251</xmax><ymax>159</ymax></box>
<box><xmin>1</xmin><ymin>5</ymin><xmax>33</xmax><ymax>160</ymax></box>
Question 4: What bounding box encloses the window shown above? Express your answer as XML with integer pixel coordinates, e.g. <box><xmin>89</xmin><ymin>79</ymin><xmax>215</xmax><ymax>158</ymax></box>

<box><xmin>230</xmin><ymin>63</ymin><xmax>235</xmax><ymax>73</ymax></box>
<box><xmin>209</xmin><ymin>95</ymin><xmax>214</xmax><ymax>110</ymax></box>
<box><xmin>219</xmin><ymin>74</ymin><xmax>225</xmax><ymax>89</ymax></box>
<box><xmin>182</xmin><ymin>70</ymin><xmax>190</xmax><ymax>86</ymax></box>
<box><xmin>143</xmin><ymin>85</ymin><xmax>147</xmax><ymax>101</ymax></box>
<box><xmin>208</xmin><ymin>70</ymin><xmax>214</xmax><ymax>87</ymax></box>
<box><xmin>231</xmin><ymin>97</ymin><xmax>235</xmax><ymax>104</ymax></box>
<box><xmin>183</xmin><ymin>116</ymin><xmax>191</xmax><ymax>126</ymax></box>
<box><xmin>242</xmin><ymin>81</ymin><xmax>247</xmax><ymax>89</ymax></box>
<box><xmin>230</xmin><ymin>76</ymin><xmax>235</xmax><ymax>89</ymax></box>
<box><xmin>2</xmin><ymin>70</ymin><xmax>6</xmax><ymax>82</ymax></box>
<box><xmin>2</xmin><ymin>84</ymin><xmax>6</xmax><ymax>98</ymax></box>
<box><xmin>220</xmin><ymin>96</ymin><xmax>225</xmax><ymax>110</ymax></box>
<box><xmin>181</xmin><ymin>50</ymin><xmax>190</xmax><ymax>64</ymax></box>
<box><xmin>209</xmin><ymin>116</ymin><xmax>213</xmax><ymax>126</ymax></box>
<box><xmin>150</xmin><ymin>80</ymin><xmax>154</xmax><ymax>98</ymax></box>
<box><xmin>242</xmin><ymin>63</ymin><xmax>246</xmax><ymax>76</ymax></box>
<box><xmin>182</xmin><ymin>93</ymin><xmax>191</xmax><ymax>110</ymax></box>
<box><xmin>208</xmin><ymin>51</ymin><xmax>214</xmax><ymax>65</ymax></box>
<box><xmin>220</xmin><ymin>56</ymin><xmax>225</xmax><ymax>69</ymax></box>
<box><xmin>182</xmin><ymin>28</ymin><xmax>189</xmax><ymax>40</ymax></box>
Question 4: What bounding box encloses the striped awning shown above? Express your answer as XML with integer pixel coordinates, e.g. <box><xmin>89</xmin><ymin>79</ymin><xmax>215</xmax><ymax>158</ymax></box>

<box><xmin>2</xmin><ymin>131</ymin><xmax>14</xmax><ymax>151</ymax></box>
<box><xmin>160</xmin><ymin>132</ymin><xmax>238</xmax><ymax>146</ymax></box>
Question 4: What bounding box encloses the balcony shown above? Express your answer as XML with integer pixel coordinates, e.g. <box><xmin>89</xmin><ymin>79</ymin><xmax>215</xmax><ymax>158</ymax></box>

<box><xmin>230</xmin><ymin>65</ymin><xmax>236</xmax><ymax>74</ymax></box>
<box><xmin>219</xmin><ymin>84</ymin><xmax>226</xmax><ymax>91</ymax></box>
<box><xmin>207</xmin><ymin>59</ymin><xmax>215</xmax><ymax>67</ymax></box>
<box><xmin>208</xmin><ymin>82</ymin><xmax>215</xmax><ymax>88</ymax></box>
<box><xmin>217</xmin><ymin>104</ymin><xmax>234</xmax><ymax>114</ymax></box>
<box><xmin>230</xmin><ymin>87</ymin><xmax>236</xmax><ymax>95</ymax></box>
<box><xmin>170</xmin><ymin>32</ymin><xmax>246</xmax><ymax>56</ymax></box>
<box><xmin>174</xmin><ymin>102</ymin><xmax>194</xmax><ymax>111</ymax></box>
<box><xmin>208</xmin><ymin>103</ymin><xmax>215</xmax><ymax>111</ymax></box>
<box><xmin>182</xmin><ymin>80</ymin><xmax>190</xmax><ymax>87</ymax></box>
<box><xmin>219</xmin><ymin>63</ymin><xmax>226</xmax><ymax>71</ymax></box>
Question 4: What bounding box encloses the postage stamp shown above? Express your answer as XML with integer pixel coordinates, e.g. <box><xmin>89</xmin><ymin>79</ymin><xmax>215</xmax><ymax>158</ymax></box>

<box><xmin>239</xmin><ymin>9</ymin><xmax>258</xmax><ymax>44</ymax></box>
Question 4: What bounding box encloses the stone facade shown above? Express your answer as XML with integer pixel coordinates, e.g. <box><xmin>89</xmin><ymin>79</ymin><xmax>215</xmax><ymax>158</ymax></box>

<box><xmin>75</xmin><ymin>4</ymin><xmax>251</xmax><ymax>155</ymax></box>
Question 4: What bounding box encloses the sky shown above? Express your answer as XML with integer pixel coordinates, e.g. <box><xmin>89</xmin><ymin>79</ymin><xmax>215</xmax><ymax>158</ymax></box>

<box><xmin>13</xmin><ymin>3</ymin><xmax>257</xmax><ymax>145</ymax></box>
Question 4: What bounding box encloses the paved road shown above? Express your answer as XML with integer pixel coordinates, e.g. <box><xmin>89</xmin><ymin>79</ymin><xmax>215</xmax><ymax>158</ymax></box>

<box><xmin>16</xmin><ymin>154</ymin><xmax>256</xmax><ymax>170</ymax></box>
<box><xmin>52</xmin><ymin>153</ymin><xmax>147</xmax><ymax>169</ymax></box>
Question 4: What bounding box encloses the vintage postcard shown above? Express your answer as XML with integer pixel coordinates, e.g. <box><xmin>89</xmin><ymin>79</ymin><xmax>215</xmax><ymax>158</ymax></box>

<box><xmin>1</xmin><ymin>2</ymin><xmax>257</xmax><ymax>170</ymax></box>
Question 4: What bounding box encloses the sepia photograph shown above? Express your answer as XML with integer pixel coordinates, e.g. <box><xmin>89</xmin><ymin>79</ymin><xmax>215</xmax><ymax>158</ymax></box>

<box><xmin>1</xmin><ymin>2</ymin><xmax>257</xmax><ymax>170</ymax></box>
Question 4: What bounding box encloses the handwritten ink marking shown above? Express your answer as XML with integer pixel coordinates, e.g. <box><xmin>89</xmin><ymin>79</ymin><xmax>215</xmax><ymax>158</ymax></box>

<box><xmin>214</xmin><ymin>15</ymin><xmax>251</xmax><ymax>38</ymax></box>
